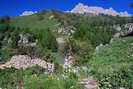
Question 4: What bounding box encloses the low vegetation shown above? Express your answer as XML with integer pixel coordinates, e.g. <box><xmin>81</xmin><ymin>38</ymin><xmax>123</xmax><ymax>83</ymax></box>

<box><xmin>89</xmin><ymin>37</ymin><xmax>133</xmax><ymax>88</ymax></box>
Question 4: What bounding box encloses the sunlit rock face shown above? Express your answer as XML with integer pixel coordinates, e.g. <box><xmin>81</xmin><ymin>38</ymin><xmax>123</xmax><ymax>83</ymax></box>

<box><xmin>71</xmin><ymin>3</ymin><xmax>131</xmax><ymax>17</ymax></box>
<box><xmin>20</xmin><ymin>11</ymin><xmax>37</xmax><ymax>16</ymax></box>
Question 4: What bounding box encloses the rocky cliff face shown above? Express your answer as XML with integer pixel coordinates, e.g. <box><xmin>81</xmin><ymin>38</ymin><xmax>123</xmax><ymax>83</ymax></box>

<box><xmin>113</xmin><ymin>23</ymin><xmax>133</xmax><ymax>37</ymax></box>
<box><xmin>110</xmin><ymin>23</ymin><xmax>133</xmax><ymax>43</ymax></box>
<box><xmin>71</xmin><ymin>3</ymin><xmax>131</xmax><ymax>17</ymax></box>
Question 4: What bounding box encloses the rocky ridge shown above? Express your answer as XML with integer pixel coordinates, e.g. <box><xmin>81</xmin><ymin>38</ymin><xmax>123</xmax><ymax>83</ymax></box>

<box><xmin>71</xmin><ymin>3</ymin><xmax>131</xmax><ymax>17</ymax></box>
<box><xmin>20</xmin><ymin>11</ymin><xmax>37</xmax><ymax>16</ymax></box>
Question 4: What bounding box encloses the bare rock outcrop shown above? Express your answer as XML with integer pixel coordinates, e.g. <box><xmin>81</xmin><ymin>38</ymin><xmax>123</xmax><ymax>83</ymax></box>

<box><xmin>18</xmin><ymin>34</ymin><xmax>37</xmax><ymax>46</ymax></box>
<box><xmin>55</xmin><ymin>26</ymin><xmax>75</xmax><ymax>35</ymax></box>
<box><xmin>71</xmin><ymin>3</ymin><xmax>131</xmax><ymax>17</ymax></box>
<box><xmin>95</xmin><ymin>44</ymin><xmax>104</xmax><ymax>50</ymax></box>
<box><xmin>110</xmin><ymin>23</ymin><xmax>133</xmax><ymax>43</ymax></box>
<box><xmin>20</xmin><ymin>11</ymin><xmax>37</xmax><ymax>16</ymax></box>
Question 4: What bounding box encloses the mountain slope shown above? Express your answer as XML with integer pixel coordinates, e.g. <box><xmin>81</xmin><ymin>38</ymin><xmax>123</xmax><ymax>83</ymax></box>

<box><xmin>89</xmin><ymin>37</ymin><xmax>133</xmax><ymax>88</ymax></box>
<box><xmin>0</xmin><ymin>9</ymin><xmax>133</xmax><ymax>89</ymax></box>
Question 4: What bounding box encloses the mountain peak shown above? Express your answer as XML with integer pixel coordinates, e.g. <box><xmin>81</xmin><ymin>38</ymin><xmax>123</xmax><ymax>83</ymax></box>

<box><xmin>76</xmin><ymin>3</ymin><xmax>85</xmax><ymax>7</ymax></box>
<box><xmin>20</xmin><ymin>11</ymin><xmax>37</xmax><ymax>16</ymax></box>
<box><xmin>71</xmin><ymin>3</ymin><xmax>131</xmax><ymax>17</ymax></box>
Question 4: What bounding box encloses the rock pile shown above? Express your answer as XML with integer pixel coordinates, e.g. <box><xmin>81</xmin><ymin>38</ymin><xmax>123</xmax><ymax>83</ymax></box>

<box><xmin>0</xmin><ymin>55</ymin><xmax>54</xmax><ymax>72</ymax></box>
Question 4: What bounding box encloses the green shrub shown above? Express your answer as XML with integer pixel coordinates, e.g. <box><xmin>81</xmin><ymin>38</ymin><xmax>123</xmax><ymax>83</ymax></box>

<box><xmin>0</xmin><ymin>68</ymin><xmax>23</xmax><ymax>89</ymax></box>
<box><xmin>89</xmin><ymin>37</ymin><xmax>133</xmax><ymax>88</ymax></box>
<box><xmin>73</xmin><ymin>20</ymin><xmax>116</xmax><ymax>47</ymax></box>
<box><xmin>36</xmin><ymin>29</ymin><xmax>58</xmax><ymax>52</ymax></box>
<box><xmin>73</xmin><ymin>40</ymin><xmax>94</xmax><ymax>66</ymax></box>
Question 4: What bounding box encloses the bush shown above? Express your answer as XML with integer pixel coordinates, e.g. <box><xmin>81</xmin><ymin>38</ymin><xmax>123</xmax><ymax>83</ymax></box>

<box><xmin>34</xmin><ymin>29</ymin><xmax>58</xmax><ymax>53</ymax></box>
<box><xmin>73</xmin><ymin>20</ymin><xmax>116</xmax><ymax>47</ymax></box>
<box><xmin>0</xmin><ymin>68</ymin><xmax>23</xmax><ymax>89</ymax></box>
<box><xmin>73</xmin><ymin>40</ymin><xmax>94</xmax><ymax>66</ymax></box>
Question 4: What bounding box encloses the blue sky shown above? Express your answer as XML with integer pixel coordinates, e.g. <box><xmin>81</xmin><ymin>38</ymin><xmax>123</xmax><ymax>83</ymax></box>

<box><xmin>0</xmin><ymin>0</ymin><xmax>132</xmax><ymax>16</ymax></box>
